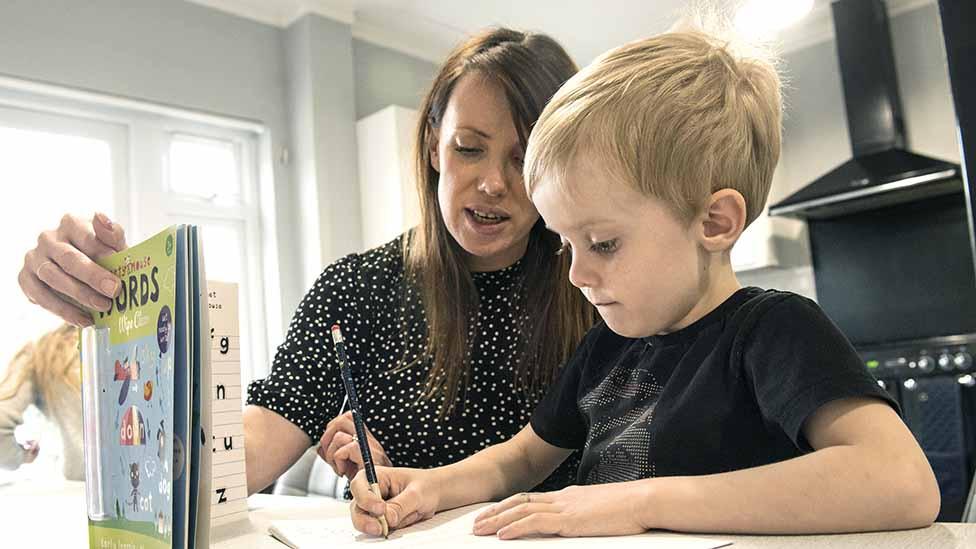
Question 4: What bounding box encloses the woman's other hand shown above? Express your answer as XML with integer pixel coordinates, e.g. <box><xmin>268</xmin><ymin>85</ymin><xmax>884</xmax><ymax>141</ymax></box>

<box><xmin>20</xmin><ymin>440</ymin><xmax>40</xmax><ymax>464</ymax></box>
<box><xmin>318</xmin><ymin>411</ymin><xmax>392</xmax><ymax>478</ymax></box>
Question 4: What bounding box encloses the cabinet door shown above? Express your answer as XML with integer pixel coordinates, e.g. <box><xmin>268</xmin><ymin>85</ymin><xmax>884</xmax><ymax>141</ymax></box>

<box><xmin>732</xmin><ymin>214</ymin><xmax>777</xmax><ymax>272</ymax></box>
<box><xmin>357</xmin><ymin>106</ymin><xmax>419</xmax><ymax>249</ymax></box>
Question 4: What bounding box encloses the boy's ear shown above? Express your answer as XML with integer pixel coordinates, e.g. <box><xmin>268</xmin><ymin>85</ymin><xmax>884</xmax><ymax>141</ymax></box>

<box><xmin>428</xmin><ymin>128</ymin><xmax>441</xmax><ymax>174</ymax></box>
<box><xmin>697</xmin><ymin>189</ymin><xmax>747</xmax><ymax>252</ymax></box>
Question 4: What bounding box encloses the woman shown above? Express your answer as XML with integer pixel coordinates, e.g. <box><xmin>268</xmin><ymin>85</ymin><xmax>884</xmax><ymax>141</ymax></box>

<box><xmin>18</xmin><ymin>28</ymin><xmax>595</xmax><ymax>495</ymax></box>
<box><xmin>0</xmin><ymin>324</ymin><xmax>83</xmax><ymax>480</ymax></box>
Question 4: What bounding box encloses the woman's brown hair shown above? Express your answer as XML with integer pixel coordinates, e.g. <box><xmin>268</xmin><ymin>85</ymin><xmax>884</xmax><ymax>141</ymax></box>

<box><xmin>403</xmin><ymin>28</ymin><xmax>596</xmax><ymax>418</ymax></box>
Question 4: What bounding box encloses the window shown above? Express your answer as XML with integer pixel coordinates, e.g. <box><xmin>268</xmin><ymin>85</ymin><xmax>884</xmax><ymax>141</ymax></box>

<box><xmin>0</xmin><ymin>80</ymin><xmax>274</xmax><ymax>481</ymax></box>
<box><xmin>164</xmin><ymin>133</ymin><xmax>265</xmax><ymax>381</ymax></box>
<box><xmin>168</xmin><ymin>134</ymin><xmax>241</xmax><ymax>201</ymax></box>
<box><xmin>0</xmin><ymin>106</ymin><xmax>128</xmax><ymax>482</ymax></box>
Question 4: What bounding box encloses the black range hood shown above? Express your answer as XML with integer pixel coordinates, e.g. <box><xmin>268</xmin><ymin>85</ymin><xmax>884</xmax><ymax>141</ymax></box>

<box><xmin>768</xmin><ymin>0</ymin><xmax>961</xmax><ymax>219</ymax></box>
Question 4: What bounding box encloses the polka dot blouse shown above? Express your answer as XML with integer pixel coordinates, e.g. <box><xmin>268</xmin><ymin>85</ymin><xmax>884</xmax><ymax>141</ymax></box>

<box><xmin>247</xmin><ymin>234</ymin><xmax>578</xmax><ymax>490</ymax></box>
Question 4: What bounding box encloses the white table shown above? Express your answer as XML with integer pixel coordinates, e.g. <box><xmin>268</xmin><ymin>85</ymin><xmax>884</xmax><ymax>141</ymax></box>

<box><xmin>2</xmin><ymin>479</ymin><xmax>975</xmax><ymax>548</ymax></box>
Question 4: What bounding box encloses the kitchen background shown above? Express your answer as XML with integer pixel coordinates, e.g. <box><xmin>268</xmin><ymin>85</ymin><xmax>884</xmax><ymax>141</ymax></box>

<box><xmin>1</xmin><ymin>0</ymin><xmax>973</xmax><ymax>518</ymax></box>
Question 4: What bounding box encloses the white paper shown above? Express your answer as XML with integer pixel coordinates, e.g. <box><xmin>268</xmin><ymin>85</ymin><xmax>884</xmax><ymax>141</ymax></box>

<box><xmin>268</xmin><ymin>504</ymin><xmax>731</xmax><ymax>548</ymax></box>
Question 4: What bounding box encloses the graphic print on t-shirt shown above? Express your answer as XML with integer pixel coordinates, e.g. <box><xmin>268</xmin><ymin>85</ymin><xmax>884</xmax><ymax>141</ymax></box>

<box><xmin>580</xmin><ymin>344</ymin><xmax>665</xmax><ymax>484</ymax></box>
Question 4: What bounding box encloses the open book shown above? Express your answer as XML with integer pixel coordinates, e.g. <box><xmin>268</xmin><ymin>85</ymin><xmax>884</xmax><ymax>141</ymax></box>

<box><xmin>268</xmin><ymin>503</ymin><xmax>731</xmax><ymax>548</ymax></box>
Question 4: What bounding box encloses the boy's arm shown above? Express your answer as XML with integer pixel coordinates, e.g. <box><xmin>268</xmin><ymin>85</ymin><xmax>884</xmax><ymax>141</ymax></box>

<box><xmin>473</xmin><ymin>396</ymin><xmax>939</xmax><ymax>539</ymax></box>
<box><xmin>349</xmin><ymin>424</ymin><xmax>572</xmax><ymax>535</ymax></box>
<box><xmin>638</xmin><ymin>396</ymin><xmax>939</xmax><ymax>534</ymax></box>
<box><xmin>437</xmin><ymin>424</ymin><xmax>573</xmax><ymax>509</ymax></box>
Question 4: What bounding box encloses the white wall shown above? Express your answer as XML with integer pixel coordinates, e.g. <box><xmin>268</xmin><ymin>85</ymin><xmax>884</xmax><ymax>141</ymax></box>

<box><xmin>738</xmin><ymin>2</ymin><xmax>959</xmax><ymax>299</ymax></box>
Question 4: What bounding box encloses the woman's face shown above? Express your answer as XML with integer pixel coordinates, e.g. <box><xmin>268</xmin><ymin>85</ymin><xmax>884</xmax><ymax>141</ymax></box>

<box><xmin>430</xmin><ymin>73</ymin><xmax>539</xmax><ymax>272</ymax></box>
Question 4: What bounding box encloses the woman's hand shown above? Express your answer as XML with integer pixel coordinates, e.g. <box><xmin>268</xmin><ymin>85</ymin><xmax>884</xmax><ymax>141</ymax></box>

<box><xmin>472</xmin><ymin>482</ymin><xmax>651</xmax><ymax>540</ymax></box>
<box><xmin>349</xmin><ymin>466</ymin><xmax>440</xmax><ymax>537</ymax></box>
<box><xmin>18</xmin><ymin>213</ymin><xmax>127</xmax><ymax>327</ymax></box>
<box><xmin>318</xmin><ymin>411</ymin><xmax>392</xmax><ymax>478</ymax></box>
<box><xmin>20</xmin><ymin>440</ymin><xmax>40</xmax><ymax>464</ymax></box>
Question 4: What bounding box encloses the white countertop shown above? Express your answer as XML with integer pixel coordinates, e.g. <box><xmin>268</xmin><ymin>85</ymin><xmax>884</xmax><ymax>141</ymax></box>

<box><xmin>2</xmin><ymin>479</ymin><xmax>974</xmax><ymax>548</ymax></box>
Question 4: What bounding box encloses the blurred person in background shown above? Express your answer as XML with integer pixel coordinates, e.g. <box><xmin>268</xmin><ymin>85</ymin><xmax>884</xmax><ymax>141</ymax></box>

<box><xmin>0</xmin><ymin>323</ymin><xmax>83</xmax><ymax>480</ymax></box>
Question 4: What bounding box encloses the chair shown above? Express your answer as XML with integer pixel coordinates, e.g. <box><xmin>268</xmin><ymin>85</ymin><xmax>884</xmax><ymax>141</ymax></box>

<box><xmin>271</xmin><ymin>446</ymin><xmax>347</xmax><ymax>499</ymax></box>
<box><xmin>965</xmin><ymin>476</ymin><xmax>976</xmax><ymax>522</ymax></box>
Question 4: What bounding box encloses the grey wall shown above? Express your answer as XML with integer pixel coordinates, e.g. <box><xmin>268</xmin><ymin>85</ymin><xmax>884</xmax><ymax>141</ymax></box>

<box><xmin>739</xmin><ymin>2</ymin><xmax>959</xmax><ymax>298</ymax></box>
<box><xmin>0</xmin><ymin>0</ymin><xmax>439</xmax><ymax>353</ymax></box>
<box><xmin>286</xmin><ymin>15</ymin><xmax>363</xmax><ymax>286</ymax></box>
<box><xmin>0</xmin><ymin>0</ymin><xmax>302</xmax><ymax>340</ymax></box>
<box><xmin>353</xmin><ymin>39</ymin><xmax>438</xmax><ymax>119</ymax></box>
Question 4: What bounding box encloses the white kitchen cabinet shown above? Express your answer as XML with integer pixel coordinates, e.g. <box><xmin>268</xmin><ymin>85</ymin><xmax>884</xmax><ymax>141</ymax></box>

<box><xmin>357</xmin><ymin>105</ymin><xmax>420</xmax><ymax>249</ymax></box>
<box><xmin>732</xmin><ymin>212</ymin><xmax>809</xmax><ymax>273</ymax></box>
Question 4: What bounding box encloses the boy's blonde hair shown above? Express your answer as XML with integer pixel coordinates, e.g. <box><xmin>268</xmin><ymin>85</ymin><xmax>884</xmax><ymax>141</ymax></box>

<box><xmin>525</xmin><ymin>29</ymin><xmax>782</xmax><ymax>228</ymax></box>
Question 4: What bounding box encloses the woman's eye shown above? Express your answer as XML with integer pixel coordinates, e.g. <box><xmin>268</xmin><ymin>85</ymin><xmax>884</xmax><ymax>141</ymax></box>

<box><xmin>555</xmin><ymin>241</ymin><xmax>571</xmax><ymax>257</ymax></box>
<box><xmin>590</xmin><ymin>239</ymin><xmax>619</xmax><ymax>255</ymax></box>
<box><xmin>454</xmin><ymin>146</ymin><xmax>482</xmax><ymax>156</ymax></box>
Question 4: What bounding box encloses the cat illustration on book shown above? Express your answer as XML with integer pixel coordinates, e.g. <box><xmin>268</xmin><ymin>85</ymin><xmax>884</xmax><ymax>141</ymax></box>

<box><xmin>129</xmin><ymin>462</ymin><xmax>141</xmax><ymax>513</ymax></box>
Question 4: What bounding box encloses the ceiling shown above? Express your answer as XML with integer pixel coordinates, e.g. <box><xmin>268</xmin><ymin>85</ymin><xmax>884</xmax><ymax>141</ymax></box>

<box><xmin>186</xmin><ymin>0</ymin><xmax>937</xmax><ymax>65</ymax></box>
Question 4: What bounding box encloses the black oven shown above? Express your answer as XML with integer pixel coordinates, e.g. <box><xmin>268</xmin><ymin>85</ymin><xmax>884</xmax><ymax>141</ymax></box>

<box><xmin>809</xmin><ymin>190</ymin><xmax>976</xmax><ymax>521</ymax></box>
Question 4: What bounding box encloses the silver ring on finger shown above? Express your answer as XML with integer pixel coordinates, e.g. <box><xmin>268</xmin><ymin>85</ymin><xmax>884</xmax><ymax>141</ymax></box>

<box><xmin>35</xmin><ymin>260</ymin><xmax>55</xmax><ymax>280</ymax></box>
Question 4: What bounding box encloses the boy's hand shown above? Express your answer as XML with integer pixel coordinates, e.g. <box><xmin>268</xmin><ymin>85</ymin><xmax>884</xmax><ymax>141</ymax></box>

<box><xmin>349</xmin><ymin>466</ymin><xmax>440</xmax><ymax>537</ymax></box>
<box><xmin>318</xmin><ymin>411</ymin><xmax>392</xmax><ymax>478</ymax></box>
<box><xmin>472</xmin><ymin>482</ymin><xmax>650</xmax><ymax>540</ymax></box>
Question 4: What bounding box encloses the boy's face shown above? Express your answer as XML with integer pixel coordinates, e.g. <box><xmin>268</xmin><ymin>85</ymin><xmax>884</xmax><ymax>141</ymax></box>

<box><xmin>532</xmin><ymin>157</ymin><xmax>709</xmax><ymax>338</ymax></box>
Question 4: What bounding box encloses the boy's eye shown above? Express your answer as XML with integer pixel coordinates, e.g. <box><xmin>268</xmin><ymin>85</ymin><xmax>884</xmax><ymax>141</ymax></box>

<box><xmin>590</xmin><ymin>239</ymin><xmax>619</xmax><ymax>255</ymax></box>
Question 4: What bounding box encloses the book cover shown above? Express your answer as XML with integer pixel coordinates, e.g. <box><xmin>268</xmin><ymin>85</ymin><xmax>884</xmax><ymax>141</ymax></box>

<box><xmin>82</xmin><ymin>226</ymin><xmax>180</xmax><ymax>549</ymax></box>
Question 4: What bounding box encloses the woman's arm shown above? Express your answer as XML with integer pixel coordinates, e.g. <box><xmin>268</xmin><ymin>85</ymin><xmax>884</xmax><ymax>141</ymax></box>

<box><xmin>474</xmin><ymin>397</ymin><xmax>939</xmax><ymax>539</ymax></box>
<box><xmin>0</xmin><ymin>371</ymin><xmax>37</xmax><ymax>470</ymax></box>
<box><xmin>349</xmin><ymin>424</ymin><xmax>572</xmax><ymax>535</ymax></box>
<box><xmin>243</xmin><ymin>405</ymin><xmax>312</xmax><ymax>495</ymax></box>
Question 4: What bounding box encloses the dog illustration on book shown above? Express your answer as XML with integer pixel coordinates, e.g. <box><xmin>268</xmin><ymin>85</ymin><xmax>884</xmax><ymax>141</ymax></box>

<box><xmin>157</xmin><ymin>419</ymin><xmax>166</xmax><ymax>460</ymax></box>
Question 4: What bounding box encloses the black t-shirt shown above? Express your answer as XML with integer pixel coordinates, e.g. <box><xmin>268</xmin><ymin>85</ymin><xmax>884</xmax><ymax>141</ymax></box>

<box><xmin>247</xmin><ymin>235</ymin><xmax>578</xmax><ymax>490</ymax></box>
<box><xmin>531</xmin><ymin>287</ymin><xmax>896</xmax><ymax>485</ymax></box>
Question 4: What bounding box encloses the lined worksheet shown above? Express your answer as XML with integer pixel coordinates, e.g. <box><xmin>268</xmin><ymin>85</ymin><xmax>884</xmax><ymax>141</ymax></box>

<box><xmin>208</xmin><ymin>281</ymin><xmax>249</xmax><ymax>527</ymax></box>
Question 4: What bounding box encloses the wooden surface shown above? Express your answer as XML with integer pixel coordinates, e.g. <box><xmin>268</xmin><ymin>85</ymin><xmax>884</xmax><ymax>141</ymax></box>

<box><xmin>2</xmin><ymin>479</ymin><xmax>975</xmax><ymax>548</ymax></box>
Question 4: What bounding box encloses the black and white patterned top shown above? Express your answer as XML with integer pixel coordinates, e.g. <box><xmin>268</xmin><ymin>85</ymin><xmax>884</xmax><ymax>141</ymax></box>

<box><xmin>247</xmin><ymin>234</ymin><xmax>578</xmax><ymax>489</ymax></box>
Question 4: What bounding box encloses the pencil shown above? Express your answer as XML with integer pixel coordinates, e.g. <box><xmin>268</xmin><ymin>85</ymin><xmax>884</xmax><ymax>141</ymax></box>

<box><xmin>331</xmin><ymin>324</ymin><xmax>390</xmax><ymax>539</ymax></box>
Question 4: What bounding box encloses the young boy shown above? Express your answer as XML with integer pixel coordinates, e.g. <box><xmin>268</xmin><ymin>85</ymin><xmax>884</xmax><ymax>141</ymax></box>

<box><xmin>348</xmin><ymin>30</ymin><xmax>940</xmax><ymax>538</ymax></box>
